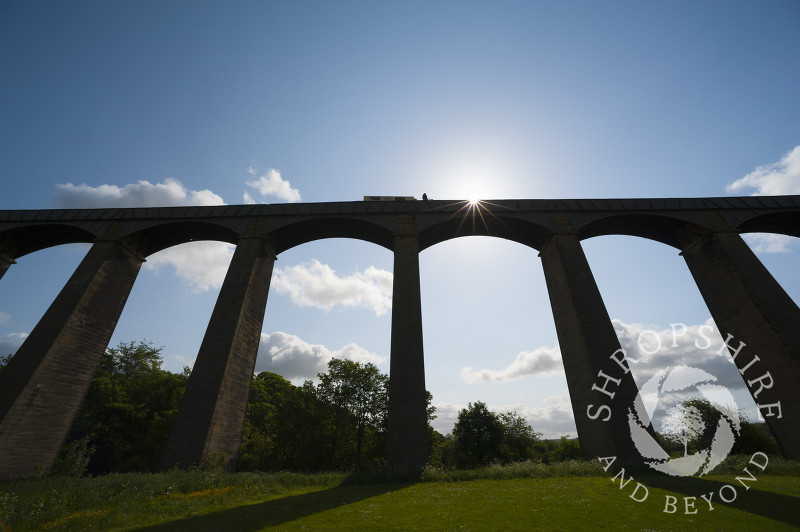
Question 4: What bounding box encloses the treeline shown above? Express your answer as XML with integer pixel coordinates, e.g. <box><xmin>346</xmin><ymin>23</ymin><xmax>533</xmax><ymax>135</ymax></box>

<box><xmin>431</xmin><ymin>401</ymin><xmax>580</xmax><ymax>468</ymax></box>
<box><xmin>237</xmin><ymin>358</ymin><xmax>398</xmax><ymax>471</ymax></box>
<box><xmin>61</xmin><ymin>341</ymin><xmax>404</xmax><ymax>475</ymax></box>
<box><xmin>3</xmin><ymin>341</ymin><xmax>783</xmax><ymax>478</ymax></box>
<box><xmin>1</xmin><ymin>342</ymin><xmax>428</xmax><ymax>475</ymax></box>
<box><xmin>1</xmin><ymin>341</ymin><xmax>567</xmax><ymax>476</ymax></box>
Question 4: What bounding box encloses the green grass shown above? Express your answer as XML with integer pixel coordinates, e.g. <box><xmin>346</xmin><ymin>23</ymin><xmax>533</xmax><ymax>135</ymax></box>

<box><xmin>2</xmin><ymin>458</ymin><xmax>799</xmax><ymax>531</ymax></box>
<box><xmin>0</xmin><ymin>470</ymin><xmax>346</xmax><ymax>531</ymax></box>
<box><xmin>183</xmin><ymin>476</ymin><xmax>798</xmax><ymax>531</ymax></box>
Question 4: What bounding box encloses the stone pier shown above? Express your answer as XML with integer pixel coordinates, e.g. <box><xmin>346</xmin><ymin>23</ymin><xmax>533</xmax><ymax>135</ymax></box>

<box><xmin>682</xmin><ymin>230</ymin><xmax>800</xmax><ymax>459</ymax></box>
<box><xmin>540</xmin><ymin>232</ymin><xmax>640</xmax><ymax>463</ymax></box>
<box><xmin>0</xmin><ymin>241</ymin><xmax>142</xmax><ymax>479</ymax></box>
<box><xmin>159</xmin><ymin>237</ymin><xmax>275</xmax><ymax>472</ymax></box>
<box><xmin>386</xmin><ymin>215</ymin><xmax>429</xmax><ymax>470</ymax></box>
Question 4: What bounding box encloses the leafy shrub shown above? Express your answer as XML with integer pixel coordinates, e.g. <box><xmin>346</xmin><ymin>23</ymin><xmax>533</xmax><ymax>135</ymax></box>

<box><xmin>50</xmin><ymin>435</ymin><xmax>95</xmax><ymax>478</ymax></box>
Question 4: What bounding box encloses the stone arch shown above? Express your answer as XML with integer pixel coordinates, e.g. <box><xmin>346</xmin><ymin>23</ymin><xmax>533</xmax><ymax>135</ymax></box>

<box><xmin>119</xmin><ymin>220</ymin><xmax>241</xmax><ymax>257</ymax></box>
<box><xmin>269</xmin><ymin>217</ymin><xmax>394</xmax><ymax>255</ymax></box>
<box><xmin>577</xmin><ymin>213</ymin><xmax>710</xmax><ymax>250</ymax></box>
<box><xmin>735</xmin><ymin>210</ymin><xmax>800</xmax><ymax>239</ymax></box>
<box><xmin>579</xmin><ymin>218</ymin><xmax>800</xmax><ymax>461</ymax></box>
<box><xmin>419</xmin><ymin>213</ymin><xmax>553</xmax><ymax>252</ymax></box>
<box><xmin>417</xmin><ymin>235</ymin><xmax>561</xmax><ymax>439</ymax></box>
<box><xmin>417</xmin><ymin>216</ymin><xmax>653</xmax><ymax>464</ymax></box>
<box><xmin>0</xmin><ymin>223</ymin><xmax>98</xmax><ymax>259</ymax></box>
<box><xmin>161</xmin><ymin>219</ymin><xmax>395</xmax><ymax>472</ymax></box>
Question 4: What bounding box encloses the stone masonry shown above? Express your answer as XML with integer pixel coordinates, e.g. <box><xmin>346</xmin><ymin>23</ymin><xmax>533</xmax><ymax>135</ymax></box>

<box><xmin>0</xmin><ymin>196</ymin><xmax>798</xmax><ymax>478</ymax></box>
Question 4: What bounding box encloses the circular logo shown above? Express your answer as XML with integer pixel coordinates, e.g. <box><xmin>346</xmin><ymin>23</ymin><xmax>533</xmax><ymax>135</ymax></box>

<box><xmin>628</xmin><ymin>365</ymin><xmax>741</xmax><ymax>476</ymax></box>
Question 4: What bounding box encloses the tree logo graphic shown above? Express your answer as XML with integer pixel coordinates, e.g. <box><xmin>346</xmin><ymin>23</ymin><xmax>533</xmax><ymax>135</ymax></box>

<box><xmin>628</xmin><ymin>365</ymin><xmax>741</xmax><ymax>476</ymax></box>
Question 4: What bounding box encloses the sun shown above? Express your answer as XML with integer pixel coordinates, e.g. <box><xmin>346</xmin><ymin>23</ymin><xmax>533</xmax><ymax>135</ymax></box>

<box><xmin>465</xmin><ymin>187</ymin><xmax>484</xmax><ymax>206</ymax></box>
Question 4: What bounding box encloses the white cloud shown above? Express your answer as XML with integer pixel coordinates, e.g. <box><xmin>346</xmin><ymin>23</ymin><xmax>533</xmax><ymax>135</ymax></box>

<box><xmin>430</xmin><ymin>402</ymin><xmax>462</xmax><ymax>436</ymax></box>
<box><xmin>458</xmin><ymin>318</ymin><xmax>746</xmax><ymax>393</ymax></box>
<box><xmin>612</xmin><ymin>318</ymin><xmax>739</xmax><ymax>388</ymax></box>
<box><xmin>461</xmin><ymin>345</ymin><xmax>563</xmax><ymax>383</ymax></box>
<box><xmin>254</xmin><ymin>331</ymin><xmax>385</xmax><ymax>381</ymax></box>
<box><xmin>272</xmin><ymin>259</ymin><xmax>393</xmax><ymax>316</ymax></box>
<box><xmin>171</xmin><ymin>353</ymin><xmax>197</xmax><ymax>371</ymax></box>
<box><xmin>508</xmin><ymin>395</ymin><xmax>577</xmax><ymax>439</ymax></box>
<box><xmin>726</xmin><ymin>146</ymin><xmax>800</xmax><ymax>254</ymax></box>
<box><xmin>742</xmin><ymin>233</ymin><xmax>795</xmax><ymax>254</ymax></box>
<box><xmin>0</xmin><ymin>332</ymin><xmax>28</xmax><ymax>356</ymax></box>
<box><xmin>612</xmin><ymin>319</ymin><xmax>767</xmax><ymax>422</ymax></box>
<box><xmin>245</xmin><ymin>168</ymin><xmax>301</xmax><ymax>203</ymax></box>
<box><xmin>431</xmin><ymin>395</ymin><xmax>576</xmax><ymax>439</ymax></box>
<box><xmin>242</xmin><ymin>190</ymin><xmax>256</xmax><ymax>205</ymax></box>
<box><xmin>50</xmin><ymin>178</ymin><xmax>234</xmax><ymax>291</ymax></box>
<box><xmin>727</xmin><ymin>145</ymin><xmax>800</xmax><ymax>196</ymax></box>
<box><xmin>145</xmin><ymin>241</ymin><xmax>235</xmax><ymax>292</ymax></box>
<box><xmin>449</xmin><ymin>319</ymin><xmax>764</xmax><ymax>436</ymax></box>
<box><xmin>53</xmin><ymin>178</ymin><xmax>225</xmax><ymax>208</ymax></box>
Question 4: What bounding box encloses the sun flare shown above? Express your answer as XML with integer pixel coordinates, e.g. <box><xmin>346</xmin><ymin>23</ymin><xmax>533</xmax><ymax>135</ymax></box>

<box><xmin>465</xmin><ymin>187</ymin><xmax>485</xmax><ymax>206</ymax></box>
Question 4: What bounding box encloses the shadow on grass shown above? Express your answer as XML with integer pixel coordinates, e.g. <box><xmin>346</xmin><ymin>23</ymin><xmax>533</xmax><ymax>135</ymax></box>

<box><xmin>640</xmin><ymin>474</ymin><xmax>800</xmax><ymax>527</ymax></box>
<box><xmin>133</xmin><ymin>482</ymin><xmax>410</xmax><ymax>531</ymax></box>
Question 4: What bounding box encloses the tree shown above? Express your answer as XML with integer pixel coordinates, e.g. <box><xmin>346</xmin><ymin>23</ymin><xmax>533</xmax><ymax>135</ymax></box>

<box><xmin>452</xmin><ymin>401</ymin><xmax>505</xmax><ymax>467</ymax></box>
<box><xmin>451</xmin><ymin>402</ymin><xmax>543</xmax><ymax>468</ymax></box>
<box><xmin>499</xmin><ymin>411</ymin><xmax>542</xmax><ymax>462</ymax></box>
<box><xmin>239</xmin><ymin>371</ymin><xmax>335</xmax><ymax>471</ymax></box>
<box><xmin>316</xmin><ymin>358</ymin><xmax>389</xmax><ymax>463</ymax></box>
<box><xmin>540</xmin><ymin>436</ymin><xmax>582</xmax><ymax>463</ymax></box>
<box><xmin>239</xmin><ymin>360</ymin><xmax>400</xmax><ymax>472</ymax></box>
<box><xmin>238</xmin><ymin>372</ymin><xmax>287</xmax><ymax>471</ymax></box>
<box><xmin>65</xmin><ymin>341</ymin><xmax>189</xmax><ymax>474</ymax></box>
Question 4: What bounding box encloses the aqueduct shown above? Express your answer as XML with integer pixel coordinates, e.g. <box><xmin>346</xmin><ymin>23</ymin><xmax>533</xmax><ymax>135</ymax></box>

<box><xmin>0</xmin><ymin>196</ymin><xmax>799</xmax><ymax>478</ymax></box>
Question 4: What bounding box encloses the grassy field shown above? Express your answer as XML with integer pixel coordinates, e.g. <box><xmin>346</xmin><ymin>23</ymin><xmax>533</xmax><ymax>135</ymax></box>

<box><xmin>1</xmin><ymin>458</ymin><xmax>799</xmax><ymax>530</ymax></box>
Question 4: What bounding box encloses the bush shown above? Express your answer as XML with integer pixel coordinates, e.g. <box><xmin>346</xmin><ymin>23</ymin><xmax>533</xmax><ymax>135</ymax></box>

<box><xmin>421</xmin><ymin>459</ymin><xmax>605</xmax><ymax>482</ymax></box>
<box><xmin>450</xmin><ymin>402</ymin><xmax>543</xmax><ymax>468</ymax></box>
<box><xmin>50</xmin><ymin>435</ymin><xmax>95</xmax><ymax>478</ymax></box>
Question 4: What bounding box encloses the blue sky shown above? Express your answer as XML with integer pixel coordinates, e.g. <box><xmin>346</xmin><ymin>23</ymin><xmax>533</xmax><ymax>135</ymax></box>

<box><xmin>1</xmin><ymin>1</ymin><xmax>799</xmax><ymax>437</ymax></box>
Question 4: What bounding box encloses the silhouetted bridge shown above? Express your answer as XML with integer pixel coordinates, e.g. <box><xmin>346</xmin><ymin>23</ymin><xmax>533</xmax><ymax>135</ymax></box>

<box><xmin>1</xmin><ymin>196</ymin><xmax>799</xmax><ymax>478</ymax></box>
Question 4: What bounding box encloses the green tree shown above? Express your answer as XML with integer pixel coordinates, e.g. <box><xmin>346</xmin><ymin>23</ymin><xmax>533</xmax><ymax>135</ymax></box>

<box><xmin>239</xmin><ymin>371</ymin><xmax>334</xmax><ymax>471</ymax></box>
<box><xmin>316</xmin><ymin>359</ymin><xmax>389</xmax><ymax>463</ymax></box>
<box><xmin>540</xmin><ymin>436</ymin><xmax>582</xmax><ymax>463</ymax></box>
<box><xmin>238</xmin><ymin>372</ymin><xmax>285</xmax><ymax>470</ymax></box>
<box><xmin>240</xmin><ymin>361</ymin><xmax>438</xmax><ymax>472</ymax></box>
<box><xmin>452</xmin><ymin>401</ymin><xmax>505</xmax><ymax>467</ymax></box>
<box><xmin>65</xmin><ymin>340</ymin><xmax>189</xmax><ymax>474</ymax></box>
<box><xmin>451</xmin><ymin>402</ymin><xmax>542</xmax><ymax>468</ymax></box>
<box><xmin>499</xmin><ymin>411</ymin><xmax>542</xmax><ymax>462</ymax></box>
